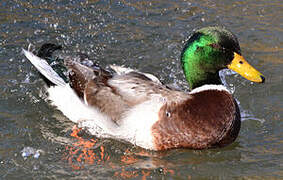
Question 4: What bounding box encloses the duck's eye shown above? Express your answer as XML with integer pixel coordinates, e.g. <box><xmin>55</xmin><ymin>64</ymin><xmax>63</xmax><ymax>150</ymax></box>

<box><xmin>196</xmin><ymin>46</ymin><xmax>202</xmax><ymax>51</ymax></box>
<box><xmin>166</xmin><ymin>111</ymin><xmax>171</xmax><ymax>118</ymax></box>
<box><xmin>209</xmin><ymin>43</ymin><xmax>221</xmax><ymax>49</ymax></box>
<box><xmin>239</xmin><ymin>61</ymin><xmax>243</xmax><ymax>64</ymax></box>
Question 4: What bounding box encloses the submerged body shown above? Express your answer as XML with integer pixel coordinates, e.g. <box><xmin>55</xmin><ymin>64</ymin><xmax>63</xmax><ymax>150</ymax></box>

<box><xmin>23</xmin><ymin>26</ymin><xmax>264</xmax><ymax>150</ymax></box>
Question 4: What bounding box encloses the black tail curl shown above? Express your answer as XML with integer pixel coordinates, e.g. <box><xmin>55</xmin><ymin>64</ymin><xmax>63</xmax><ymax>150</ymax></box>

<box><xmin>36</xmin><ymin>43</ymin><xmax>64</xmax><ymax>86</ymax></box>
<box><xmin>37</xmin><ymin>43</ymin><xmax>62</xmax><ymax>59</ymax></box>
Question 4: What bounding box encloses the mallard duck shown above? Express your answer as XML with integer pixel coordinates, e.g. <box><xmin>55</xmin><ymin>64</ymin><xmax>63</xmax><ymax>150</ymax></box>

<box><xmin>23</xmin><ymin>26</ymin><xmax>264</xmax><ymax>151</ymax></box>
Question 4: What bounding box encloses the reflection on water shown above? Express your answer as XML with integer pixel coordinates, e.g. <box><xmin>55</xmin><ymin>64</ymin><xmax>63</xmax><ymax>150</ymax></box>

<box><xmin>0</xmin><ymin>0</ymin><xmax>282</xmax><ymax>179</ymax></box>
<box><xmin>61</xmin><ymin>125</ymin><xmax>176</xmax><ymax>178</ymax></box>
<box><xmin>62</xmin><ymin>126</ymin><xmax>109</xmax><ymax>170</ymax></box>
<box><xmin>60</xmin><ymin>125</ymin><xmax>243</xmax><ymax>179</ymax></box>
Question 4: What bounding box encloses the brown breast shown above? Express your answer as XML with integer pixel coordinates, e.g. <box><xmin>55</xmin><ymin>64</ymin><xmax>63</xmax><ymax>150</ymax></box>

<box><xmin>151</xmin><ymin>89</ymin><xmax>241</xmax><ymax>150</ymax></box>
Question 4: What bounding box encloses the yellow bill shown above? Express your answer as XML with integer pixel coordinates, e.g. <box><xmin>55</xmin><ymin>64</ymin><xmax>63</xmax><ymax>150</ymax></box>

<box><xmin>227</xmin><ymin>53</ymin><xmax>265</xmax><ymax>83</ymax></box>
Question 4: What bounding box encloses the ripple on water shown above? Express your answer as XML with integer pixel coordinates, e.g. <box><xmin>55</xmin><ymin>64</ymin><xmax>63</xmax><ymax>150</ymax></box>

<box><xmin>0</xmin><ymin>0</ymin><xmax>282</xmax><ymax>179</ymax></box>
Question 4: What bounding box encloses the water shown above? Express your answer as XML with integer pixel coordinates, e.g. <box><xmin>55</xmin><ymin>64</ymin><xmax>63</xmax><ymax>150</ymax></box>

<box><xmin>0</xmin><ymin>0</ymin><xmax>282</xmax><ymax>179</ymax></box>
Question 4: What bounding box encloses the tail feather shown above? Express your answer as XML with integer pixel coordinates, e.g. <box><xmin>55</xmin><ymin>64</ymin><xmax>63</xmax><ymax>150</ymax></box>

<box><xmin>22</xmin><ymin>48</ymin><xmax>67</xmax><ymax>86</ymax></box>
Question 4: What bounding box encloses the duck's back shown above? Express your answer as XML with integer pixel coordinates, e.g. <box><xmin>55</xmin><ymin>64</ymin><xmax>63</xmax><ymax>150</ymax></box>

<box><xmin>66</xmin><ymin>58</ymin><xmax>191</xmax><ymax>122</ymax></box>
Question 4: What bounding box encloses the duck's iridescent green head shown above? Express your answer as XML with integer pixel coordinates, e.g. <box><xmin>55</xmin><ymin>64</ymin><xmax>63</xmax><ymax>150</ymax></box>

<box><xmin>181</xmin><ymin>26</ymin><xmax>265</xmax><ymax>89</ymax></box>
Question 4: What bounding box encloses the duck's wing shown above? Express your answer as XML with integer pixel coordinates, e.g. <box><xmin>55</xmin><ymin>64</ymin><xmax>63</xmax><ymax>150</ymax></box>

<box><xmin>86</xmin><ymin>74</ymin><xmax>191</xmax><ymax>123</ymax></box>
<box><xmin>109</xmin><ymin>65</ymin><xmax>162</xmax><ymax>84</ymax></box>
<box><xmin>107</xmin><ymin>72</ymin><xmax>190</xmax><ymax>104</ymax></box>
<box><xmin>66</xmin><ymin>58</ymin><xmax>190</xmax><ymax>120</ymax></box>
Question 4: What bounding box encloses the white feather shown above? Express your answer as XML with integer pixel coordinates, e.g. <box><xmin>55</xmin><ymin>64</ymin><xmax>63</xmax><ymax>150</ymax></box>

<box><xmin>190</xmin><ymin>84</ymin><xmax>230</xmax><ymax>94</ymax></box>
<box><xmin>47</xmin><ymin>85</ymin><xmax>161</xmax><ymax>150</ymax></box>
<box><xmin>22</xmin><ymin>49</ymin><xmax>66</xmax><ymax>86</ymax></box>
<box><xmin>47</xmin><ymin>85</ymin><xmax>117</xmax><ymax>134</ymax></box>
<box><xmin>117</xmin><ymin>97</ymin><xmax>164</xmax><ymax>149</ymax></box>
<box><xmin>110</xmin><ymin>65</ymin><xmax>161</xmax><ymax>84</ymax></box>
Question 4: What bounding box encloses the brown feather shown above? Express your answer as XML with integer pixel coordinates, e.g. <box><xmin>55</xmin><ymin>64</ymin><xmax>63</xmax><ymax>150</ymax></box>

<box><xmin>84</xmin><ymin>72</ymin><xmax>189</xmax><ymax>122</ymax></box>
<box><xmin>65</xmin><ymin>58</ymin><xmax>96</xmax><ymax>98</ymax></box>
<box><xmin>152</xmin><ymin>89</ymin><xmax>241</xmax><ymax>150</ymax></box>
<box><xmin>84</xmin><ymin>80</ymin><xmax>129</xmax><ymax>122</ymax></box>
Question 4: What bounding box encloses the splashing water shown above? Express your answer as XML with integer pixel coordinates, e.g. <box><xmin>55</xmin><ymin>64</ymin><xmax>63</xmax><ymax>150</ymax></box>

<box><xmin>219</xmin><ymin>69</ymin><xmax>265</xmax><ymax>123</ymax></box>
<box><xmin>21</xmin><ymin>147</ymin><xmax>43</xmax><ymax>159</ymax></box>
<box><xmin>219</xmin><ymin>69</ymin><xmax>237</xmax><ymax>94</ymax></box>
